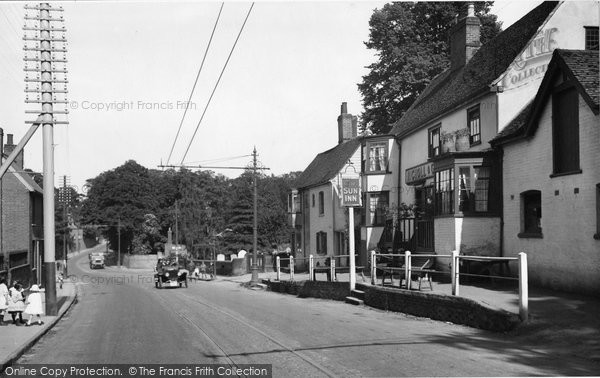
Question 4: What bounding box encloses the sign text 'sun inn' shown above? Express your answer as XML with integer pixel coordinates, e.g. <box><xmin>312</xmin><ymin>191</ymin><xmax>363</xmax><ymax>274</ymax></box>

<box><xmin>342</xmin><ymin>178</ymin><xmax>361</xmax><ymax>207</ymax></box>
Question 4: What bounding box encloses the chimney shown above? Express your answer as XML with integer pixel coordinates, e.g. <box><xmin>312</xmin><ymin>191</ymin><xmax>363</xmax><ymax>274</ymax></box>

<box><xmin>449</xmin><ymin>2</ymin><xmax>480</xmax><ymax>71</ymax></box>
<box><xmin>337</xmin><ymin>102</ymin><xmax>357</xmax><ymax>144</ymax></box>
<box><xmin>4</xmin><ymin>134</ymin><xmax>24</xmax><ymax>170</ymax></box>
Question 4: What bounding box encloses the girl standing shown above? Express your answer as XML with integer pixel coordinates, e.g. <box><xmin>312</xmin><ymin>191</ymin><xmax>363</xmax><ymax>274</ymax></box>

<box><xmin>0</xmin><ymin>278</ymin><xmax>9</xmax><ymax>325</ymax></box>
<box><xmin>7</xmin><ymin>282</ymin><xmax>25</xmax><ymax>325</ymax></box>
<box><xmin>25</xmin><ymin>284</ymin><xmax>44</xmax><ymax>326</ymax></box>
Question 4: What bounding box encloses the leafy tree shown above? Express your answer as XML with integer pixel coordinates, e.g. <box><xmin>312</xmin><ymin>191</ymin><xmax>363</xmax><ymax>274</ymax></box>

<box><xmin>80</xmin><ymin>160</ymin><xmax>158</xmax><ymax>254</ymax></box>
<box><xmin>132</xmin><ymin>214</ymin><xmax>164</xmax><ymax>254</ymax></box>
<box><xmin>359</xmin><ymin>2</ymin><xmax>502</xmax><ymax>134</ymax></box>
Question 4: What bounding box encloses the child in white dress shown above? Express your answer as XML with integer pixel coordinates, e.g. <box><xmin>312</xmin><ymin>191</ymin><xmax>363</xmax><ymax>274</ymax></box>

<box><xmin>25</xmin><ymin>284</ymin><xmax>44</xmax><ymax>326</ymax></box>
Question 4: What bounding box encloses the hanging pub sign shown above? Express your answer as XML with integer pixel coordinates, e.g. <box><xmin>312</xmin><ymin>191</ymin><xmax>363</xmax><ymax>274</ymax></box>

<box><xmin>341</xmin><ymin>177</ymin><xmax>361</xmax><ymax>207</ymax></box>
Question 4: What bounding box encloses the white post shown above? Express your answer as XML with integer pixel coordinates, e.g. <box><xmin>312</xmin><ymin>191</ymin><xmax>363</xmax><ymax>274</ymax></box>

<box><xmin>348</xmin><ymin>207</ymin><xmax>356</xmax><ymax>290</ymax></box>
<box><xmin>276</xmin><ymin>256</ymin><xmax>280</xmax><ymax>281</ymax></box>
<box><xmin>404</xmin><ymin>251</ymin><xmax>411</xmax><ymax>290</ymax></box>
<box><xmin>309</xmin><ymin>254</ymin><xmax>314</xmax><ymax>281</ymax></box>
<box><xmin>330</xmin><ymin>258</ymin><xmax>336</xmax><ymax>282</ymax></box>
<box><xmin>370</xmin><ymin>250</ymin><xmax>376</xmax><ymax>285</ymax></box>
<box><xmin>290</xmin><ymin>256</ymin><xmax>295</xmax><ymax>281</ymax></box>
<box><xmin>451</xmin><ymin>250</ymin><xmax>459</xmax><ymax>296</ymax></box>
<box><xmin>518</xmin><ymin>252</ymin><xmax>528</xmax><ymax>321</ymax></box>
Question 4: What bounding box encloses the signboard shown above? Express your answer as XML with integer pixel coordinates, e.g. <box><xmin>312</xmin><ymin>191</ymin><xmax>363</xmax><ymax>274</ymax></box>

<box><xmin>341</xmin><ymin>178</ymin><xmax>361</xmax><ymax>207</ymax></box>
<box><xmin>405</xmin><ymin>162</ymin><xmax>434</xmax><ymax>185</ymax></box>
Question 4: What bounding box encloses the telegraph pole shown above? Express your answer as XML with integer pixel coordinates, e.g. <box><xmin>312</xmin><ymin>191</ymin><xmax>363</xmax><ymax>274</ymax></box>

<box><xmin>250</xmin><ymin>147</ymin><xmax>259</xmax><ymax>285</ymax></box>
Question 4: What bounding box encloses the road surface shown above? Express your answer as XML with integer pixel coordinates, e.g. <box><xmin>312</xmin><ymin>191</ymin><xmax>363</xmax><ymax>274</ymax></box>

<box><xmin>15</xmin><ymin>247</ymin><xmax>599</xmax><ymax>377</ymax></box>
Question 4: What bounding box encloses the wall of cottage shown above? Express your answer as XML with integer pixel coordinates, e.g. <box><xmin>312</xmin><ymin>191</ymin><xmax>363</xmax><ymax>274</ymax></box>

<box><xmin>305</xmin><ymin>183</ymin><xmax>334</xmax><ymax>258</ymax></box>
<box><xmin>361</xmin><ymin>137</ymin><xmax>400</xmax><ymax>252</ymax></box>
<box><xmin>502</xmin><ymin>94</ymin><xmax>600</xmax><ymax>295</ymax></box>
<box><xmin>497</xmin><ymin>1</ymin><xmax>599</xmax><ymax>131</ymax></box>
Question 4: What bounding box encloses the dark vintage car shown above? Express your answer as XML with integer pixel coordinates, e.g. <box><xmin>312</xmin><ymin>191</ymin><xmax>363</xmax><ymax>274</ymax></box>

<box><xmin>154</xmin><ymin>256</ymin><xmax>189</xmax><ymax>288</ymax></box>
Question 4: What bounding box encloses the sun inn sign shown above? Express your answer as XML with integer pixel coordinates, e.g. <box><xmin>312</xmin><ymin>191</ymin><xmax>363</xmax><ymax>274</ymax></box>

<box><xmin>405</xmin><ymin>162</ymin><xmax>434</xmax><ymax>185</ymax></box>
<box><xmin>341</xmin><ymin>178</ymin><xmax>361</xmax><ymax>207</ymax></box>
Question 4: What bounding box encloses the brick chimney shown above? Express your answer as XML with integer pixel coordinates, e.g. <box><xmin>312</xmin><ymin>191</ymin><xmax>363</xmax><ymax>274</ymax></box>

<box><xmin>449</xmin><ymin>2</ymin><xmax>481</xmax><ymax>71</ymax></box>
<box><xmin>4</xmin><ymin>134</ymin><xmax>24</xmax><ymax>170</ymax></box>
<box><xmin>337</xmin><ymin>102</ymin><xmax>357</xmax><ymax>144</ymax></box>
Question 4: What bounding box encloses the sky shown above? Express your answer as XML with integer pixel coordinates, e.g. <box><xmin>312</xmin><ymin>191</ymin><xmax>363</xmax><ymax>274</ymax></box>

<box><xmin>0</xmin><ymin>1</ymin><xmax>543</xmax><ymax>191</ymax></box>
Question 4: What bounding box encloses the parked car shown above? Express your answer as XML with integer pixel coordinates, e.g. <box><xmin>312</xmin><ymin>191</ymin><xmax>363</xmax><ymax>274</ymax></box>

<box><xmin>154</xmin><ymin>256</ymin><xmax>188</xmax><ymax>288</ymax></box>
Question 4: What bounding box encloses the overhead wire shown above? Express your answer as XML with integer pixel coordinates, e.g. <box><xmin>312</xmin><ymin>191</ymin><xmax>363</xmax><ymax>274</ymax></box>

<box><xmin>166</xmin><ymin>2</ymin><xmax>224</xmax><ymax>165</ymax></box>
<box><xmin>180</xmin><ymin>2</ymin><xmax>255</xmax><ymax>165</ymax></box>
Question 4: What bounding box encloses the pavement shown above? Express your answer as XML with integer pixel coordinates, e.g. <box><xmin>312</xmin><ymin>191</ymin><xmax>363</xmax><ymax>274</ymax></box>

<box><xmin>0</xmin><ymin>281</ymin><xmax>78</xmax><ymax>371</ymax></box>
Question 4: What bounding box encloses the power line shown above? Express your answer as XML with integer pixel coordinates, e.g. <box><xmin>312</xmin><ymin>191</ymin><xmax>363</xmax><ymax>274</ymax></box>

<box><xmin>166</xmin><ymin>2</ymin><xmax>224</xmax><ymax>166</ymax></box>
<box><xmin>179</xmin><ymin>2</ymin><xmax>254</xmax><ymax>165</ymax></box>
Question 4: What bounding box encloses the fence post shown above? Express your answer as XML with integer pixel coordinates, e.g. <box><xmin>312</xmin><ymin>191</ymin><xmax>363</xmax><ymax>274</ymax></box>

<box><xmin>370</xmin><ymin>250</ymin><xmax>376</xmax><ymax>285</ymax></box>
<box><xmin>276</xmin><ymin>256</ymin><xmax>280</xmax><ymax>281</ymax></box>
<box><xmin>518</xmin><ymin>252</ymin><xmax>528</xmax><ymax>321</ymax></box>
<box><xmin>290</xmin><ymin>256</ymin><xmax>295</xmax><ymax>282</ymax></box>
<box><xmin>451</xmin><ymin>250</ymin><xmax>459</xmax><ymax>296</ymax></box>
<box><xmin>309</xmin><ymin>254</ymin><xmax>314</xmax><ymax>281</ymax></box>
<box><xmin>330</xmin><ymin>258</ymin><xmax>336</xmax><ymax>282</ymax></box>
<box><xmin>404</xmin><ymin>250</ymin><xmax>411</xmax><ymax>290</ymax></box>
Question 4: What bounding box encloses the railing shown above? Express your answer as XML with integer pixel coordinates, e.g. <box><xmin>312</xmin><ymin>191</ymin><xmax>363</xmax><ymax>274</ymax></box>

<box><xmin>370</xmin><ymin>250</ymin><xmax>529</xmax><ymax>321</ymax></box>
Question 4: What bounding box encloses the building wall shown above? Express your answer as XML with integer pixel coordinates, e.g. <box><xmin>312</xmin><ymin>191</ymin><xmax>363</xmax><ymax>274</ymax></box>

<box><xmin>361</xmin><ymin>137</ymin><xmax>400</xmax><ymax>252</ymax></box>
<box><xmin>1</xmin><ymin>172</ymin><xmax>32</xmax><ymax>255</ymax></box>
<box><xmin>502</xmin><ymin>94</ymin><xmax>600</xmax><ymax>294</ymax></box>
<box><xmin>497</xmin><ymin>1</ymin><xmax>599</xmax><ymax>130</ymax></box>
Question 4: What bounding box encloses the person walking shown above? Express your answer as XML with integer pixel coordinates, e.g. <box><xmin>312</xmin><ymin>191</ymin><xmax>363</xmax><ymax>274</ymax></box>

<box><xmin>24</xmin><ymin>284</ymin><xmax>44</xmax><ymax>326</ymax></box>
<box><xmin>0</xmin><ymin>278</ymin><xmax>9</xmax><ymax>325</ymax></box>
<box><xmin>7</xmin><ymin>282</ymin><xmax>26</xmax><ymax>325</ymax></box>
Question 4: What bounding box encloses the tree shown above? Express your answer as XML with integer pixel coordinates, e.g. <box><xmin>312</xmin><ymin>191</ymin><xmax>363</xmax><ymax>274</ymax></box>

<box><xmin>132</xmin><ymin>214</ymin><xmax>164</xmax><ymax>254</ymax></box>
<box><xmin>80</xmin><ymin>160</ymin><xmax>158</xmax><ymax>254</ymax></box>
<box><xmin>358</xmin><ymin>2</ymin><xmax>502</xmax><ymax>134</ymax></box>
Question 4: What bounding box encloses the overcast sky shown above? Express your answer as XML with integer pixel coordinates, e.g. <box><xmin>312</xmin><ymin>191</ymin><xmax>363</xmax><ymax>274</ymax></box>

<box><xmin>0</xmin><ymin>1</ymin><xmax>542</xmax><ymax>190</ymax></box>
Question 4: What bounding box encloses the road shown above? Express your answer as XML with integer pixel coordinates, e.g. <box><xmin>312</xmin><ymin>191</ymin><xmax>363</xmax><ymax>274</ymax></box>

<box><xmin>15</xmin><ymin>247</ymin><xmax>599</xmax><ymax>377</ymax></box>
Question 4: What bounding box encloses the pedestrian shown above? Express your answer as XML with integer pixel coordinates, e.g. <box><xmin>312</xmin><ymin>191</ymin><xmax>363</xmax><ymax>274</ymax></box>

<box><xmin>7</xmin><ymin>282</ymin><xmax>26</xmax><ymax>325</ymax></box>
<box><xmin>24</xmin><ymin>284</ymin><xmax>44</xmax><ymax>326</ymax></box>
<box><xmin>0</xmin><ymin>278</ymin><xmax>9</xmax><ymax>325</ymax></box>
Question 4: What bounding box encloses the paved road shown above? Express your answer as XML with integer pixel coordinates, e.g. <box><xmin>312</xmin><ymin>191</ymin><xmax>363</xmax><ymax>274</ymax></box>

<box><xmin>15</xmin><ymin>250</ymin><xmax>599</xmax><ymax>377</ymax></box>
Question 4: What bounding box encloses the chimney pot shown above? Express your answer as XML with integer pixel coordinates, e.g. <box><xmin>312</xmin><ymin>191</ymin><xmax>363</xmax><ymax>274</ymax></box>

<box><xmin>341</xmin><ymin>102</ymin><xmax>348</xmax><ymax>115</ymax></box>
<box><xmin>7</xmin><ymin>134</ymin><xmax>13</xmax><ymax>145</ymax></box>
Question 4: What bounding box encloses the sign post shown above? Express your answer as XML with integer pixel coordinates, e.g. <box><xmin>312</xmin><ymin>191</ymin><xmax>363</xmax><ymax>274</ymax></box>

<box><xmin>341</xmin><ymin>177</ymin><xmax>361</xmax><ymax>291</ymax></box>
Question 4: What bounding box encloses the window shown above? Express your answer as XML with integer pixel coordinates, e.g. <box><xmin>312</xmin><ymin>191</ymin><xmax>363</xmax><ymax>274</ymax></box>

<box><xmin>316</xmin><ymin>231</ymin><xmax>327</xmax><ymax>254</ymax></box>
<box><xmin>318</xmin><ymin>191</ymin><xmax>324</xmax><ymax>215</ymax></box>
<box><xmin>458</xmin><ymin>166</ymin><xmax>490</xmax><ymax>213</ymax></box>
<box><xmin>428</xmin><ymin>125</ymin><xmax>441</xmax><ymax>158</ymax></box>
<box><xmin>468</xmin><ymin>105</ymin><xmax>481</xmax><ymax>145</ymax></box>
<box><xmin>312</xmin><ymin>194</ymin><xmax>315</xmax><ymax>207</ymax></box>
<box><xmin>367</xmin><ymin>141</ymin><xmax>388</xmax><ymax>172</ymax></box>
<box><xmin>552</xmin><ymin>87</ymin><xmax>580</xmax><ymax>175</ymax></box>
<box><xmin>435</xmin><ymin>168</ymin><xmax>454</xmax><ymax>215</ymax></box>
<box><xmin>367</xmin><ymin>192</ymin><xmax>388</xmax><ymax>226</ymax></box>
<box><xmin>520</xmin><ymin>190</ymin><xmax>542</xmax><ymax>237</ymax></box>
<box><xmin>585</xmin><ymin>26</ymin><xmax>599</xmax><ymax>50</ymax></box>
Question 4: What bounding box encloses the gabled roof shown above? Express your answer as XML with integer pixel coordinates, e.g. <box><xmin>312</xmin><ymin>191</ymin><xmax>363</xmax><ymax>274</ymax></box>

<box><xmin>390</xmin><ymin>1</ymin><xmax>560</xmax><ymax>138</ymax></box>
<box><xmin>491</xmin><ymin>49</ymin><xmax>599</xmax><ymax>146</ymax></box>
<box><xmin>294</xmin><ymin>138</ymin><xmax>361</xmax><ymax>190</ymax></box>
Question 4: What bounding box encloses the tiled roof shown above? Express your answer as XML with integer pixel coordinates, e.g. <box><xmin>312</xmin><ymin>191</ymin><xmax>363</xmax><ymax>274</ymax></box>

<box><xmin>558</xmin><ymin>49</ymin><xmax>599</xmax><ymax>107</ymax></box>
<box><xmin>491</xmin><ymin>49</ymin><xmax>599</xmax><ymax>145</ymax></box>
<box><xmin>294</xmin><ymin>138</ymin><xmax>361</xmax><ymax>190</ymax></box>
<box><xmin>1</xmin><ymin>157</ymin><xmax>43</xmax><ymax>193</ymax></box>
<box><xmin>390</xmin><ymin>1</ymin><xmax>560</xmax><ymax>138</ymax></box>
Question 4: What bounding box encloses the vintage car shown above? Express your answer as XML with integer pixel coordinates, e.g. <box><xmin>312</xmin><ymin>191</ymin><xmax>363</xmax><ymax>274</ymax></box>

<box><xmin>154</xmin><ymin>256</ymin><xmax>189</xmax><ymax>288</ymax></box>
<box><xmin>89</xmin><ymin>253</ymin><xmax>105</xmax><ymax>269</ymax></box>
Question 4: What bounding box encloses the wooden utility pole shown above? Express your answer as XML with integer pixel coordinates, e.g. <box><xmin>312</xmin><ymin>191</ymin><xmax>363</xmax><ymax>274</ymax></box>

<box><xmin>250</xmin><ymin>147</ymin><xmax>259</xmax><ymax>285</ymax></box>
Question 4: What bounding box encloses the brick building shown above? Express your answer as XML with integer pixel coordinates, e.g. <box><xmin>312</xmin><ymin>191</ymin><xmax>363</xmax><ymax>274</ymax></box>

<box><xmin>0</xmin><ymin>132</ymin><xmax>44</xmax><ymax>285</ymax></box>
<box><xmin>490</xmin><ymin>50</ymin><xmax>599</xmax><ymax>294</ymax></box>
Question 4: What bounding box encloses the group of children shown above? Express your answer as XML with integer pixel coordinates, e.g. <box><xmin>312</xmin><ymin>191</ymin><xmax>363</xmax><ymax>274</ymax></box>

<box><xmin>0</xmin><ymin>278</ymin><xmax>44</xmax><ymax>326</ymax></box>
